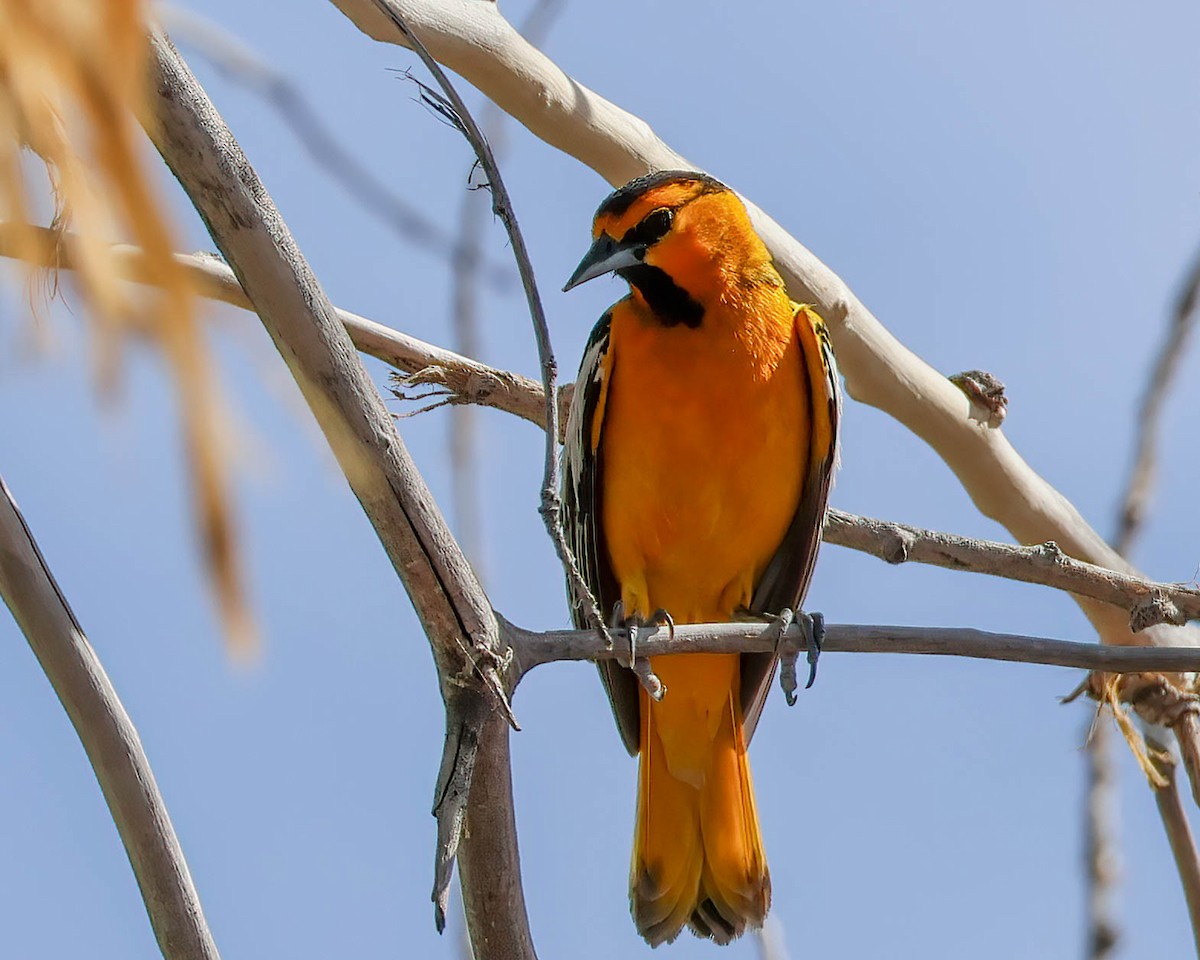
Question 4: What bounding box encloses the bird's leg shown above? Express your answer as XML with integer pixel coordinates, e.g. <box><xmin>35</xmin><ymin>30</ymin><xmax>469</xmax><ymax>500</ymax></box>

<box><xmin>610</xmin><ymin>601</ymin><xmax>667</xmax><ymax>701</ymax></box>
<box><xmin>768</xmin><ymin>609</ymin><xmax>823</xmax><ymax>706</ymax></box>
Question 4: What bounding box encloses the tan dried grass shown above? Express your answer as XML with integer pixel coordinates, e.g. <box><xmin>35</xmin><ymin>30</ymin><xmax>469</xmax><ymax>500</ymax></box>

<box><xmin>0</xmin><ymin>0</ymin><xmax>253</xmax><ymax>654</ymax></box>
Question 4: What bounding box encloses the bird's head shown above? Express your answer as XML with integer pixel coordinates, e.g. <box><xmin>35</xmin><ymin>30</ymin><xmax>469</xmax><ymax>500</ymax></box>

<box><xmin>563</xmin><ymin>171</ymin><xmax>777</xmax><ymax>327</ymax></box>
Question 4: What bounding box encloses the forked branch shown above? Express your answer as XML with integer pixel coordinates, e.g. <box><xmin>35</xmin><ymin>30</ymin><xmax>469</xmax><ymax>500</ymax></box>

<box><xmin>146</xmin><ymin>34</ymin><xmax>534</xmax><ymax>960</ymax></box>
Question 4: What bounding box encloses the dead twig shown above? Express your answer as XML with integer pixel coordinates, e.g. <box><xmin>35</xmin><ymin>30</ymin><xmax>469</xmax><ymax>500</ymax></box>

<box><xmin>445</xmin><ymin>0</ymin><xmax>564</xmax><ymax>581</ymax></box>
<box><xmin>369</xmin><ymin>0</ymin><xmax>607</xmax><ymax>643</ymax></box>
<box><xmin>1114</xmin><ymin>243</ymin><xmax>1200</xmax><ymax>556</ymax></box>
<box><xmin>824</xmin><ymin>510</ymin><xmax>1199</xmax><ymax>632</ymax></box>
<box><xmin>1146</xmin><ymin>735</ymin><xmax>1200</xmax><ymax>958</ymax></box>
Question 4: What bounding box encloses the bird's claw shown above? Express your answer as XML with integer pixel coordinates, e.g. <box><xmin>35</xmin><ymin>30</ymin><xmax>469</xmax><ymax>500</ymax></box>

<box><xmin>804</xmin><ymin>611</ymin><xmax>824</xmax><ymax>692</ymax></box>
<box><xmin>610</xmin><ymin>602</ymin><xmax>667</xmax><ymax>701</ymax></box>
<box><xmin>770</xmin><ymin>609</ymin><xmax>823</xmax><ymax>706</ymax></box>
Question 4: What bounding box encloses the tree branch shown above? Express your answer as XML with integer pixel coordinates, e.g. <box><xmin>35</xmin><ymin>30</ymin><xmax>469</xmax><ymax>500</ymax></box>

<box><xmin>1147</xmin><ymin>735</ymin><xmax>1200</xmax><ymax>958</ymax></box>
<box><xmin>0</xmin><ymin>474</ymin><xmax>221</xmax><ymax>960</ymax></box>
<box><xmin>0</xmin><ymin>223</ymin><xmax>553</xmax><ymax>431</ymax></box>
<box><xmin>1114</xmin><ymin>243</ymin><xmax>1200</xmax><ymax>556</ymax></box>
<box><xmin>507</xmin><ymin>620</ymin><xmax>1200</xmax><ymax>677</ymax></box>
<box><xmin>145</xmin><ymin>34</ymin><xmax>533</xmax><ymax>959</ymax></box>
<box><xmin>823</xmin><ymin>510</ymin><xmax>1199</xmax><ymax>632</ymax></box>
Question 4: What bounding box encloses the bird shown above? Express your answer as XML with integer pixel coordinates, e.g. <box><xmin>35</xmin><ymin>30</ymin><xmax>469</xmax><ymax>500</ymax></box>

<box><xmin>561</xmin><ymin>170</ymin><xmax>840</xmax><ymax>946</ymax></box>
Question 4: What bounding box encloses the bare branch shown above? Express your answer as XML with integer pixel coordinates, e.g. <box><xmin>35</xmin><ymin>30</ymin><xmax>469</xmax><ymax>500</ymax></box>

<box><xmin>1146</xmin><ymin>735</ymin><xmax>1200</xmax><ymax>958</ymax></box>
<box><xmin>144</xmin><ymin>35</ymin><xmax>534</xmax><ymax>959</ymax></box>
<box><xmin>508</xmin><ymin>621</ymin><xmax>1200</xmax><ymax>677</ymax></box>
<box><xmin>159</xmin><ymin>6</ymin><xmax>513</xmax><ymax>291</ymax></box>
<box><xmin>446</xmin><ymin>0</ymin><xmax>564</xmax><ymax>580</ymax></box>
<box><xmin>368</xmin><ymin>0</ymin><xmax>607</xmax><ymax>640</ymax></box>
<box><xmin>823</xmin><ymin>510</ymin><xmax>1200</xmax><ymax>632</ymax></box>
<box><xmin>1114</xmin><ymin>244</ymin><xmax>1200</xmax><ymax>556</ymax></box>
<box><xmin>0</xmin><ymin>474</ymin><xmax>221</xmax><ymax>960</ymax></box>
<box><xmin>0</xmin><ymin>223</ymin><xmax>553</xmax><ymax>430</ymax></box>
<box><xmin>327</xmin><ymin>0</ymin><xmax>1198</xmax><ymax>658</ymax></box>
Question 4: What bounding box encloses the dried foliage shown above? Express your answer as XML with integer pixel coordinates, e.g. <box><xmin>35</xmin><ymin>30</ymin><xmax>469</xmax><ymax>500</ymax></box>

<box><xmin>0</xmin><ymin>0</ymin><xmax>252</xmax><ymax>652</ymax></box>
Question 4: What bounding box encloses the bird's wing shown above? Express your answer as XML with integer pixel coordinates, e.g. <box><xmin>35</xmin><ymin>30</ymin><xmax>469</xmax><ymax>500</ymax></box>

<box><xmin>740</xmin><ymin>304</ymin><xmax>842</xmax><ymax>740</ymax></box>
<box><xmin>563</xmin><ymin>310</ymin><xmax>640</xmax><ymax>755</ymax></box>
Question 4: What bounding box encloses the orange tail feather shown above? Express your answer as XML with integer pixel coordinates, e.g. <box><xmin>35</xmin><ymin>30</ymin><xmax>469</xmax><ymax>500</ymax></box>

<box><xmin>631</xmin><ymin>655</ymin><xmax>771</xmax><ymax>946</ymax></box>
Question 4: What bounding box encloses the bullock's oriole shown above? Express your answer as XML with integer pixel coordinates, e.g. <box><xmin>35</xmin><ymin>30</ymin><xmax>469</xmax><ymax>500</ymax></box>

<box><xmin>562</xmin><ymin>171</ymin><xmax>840</xmax><ymax>946</ymax></box>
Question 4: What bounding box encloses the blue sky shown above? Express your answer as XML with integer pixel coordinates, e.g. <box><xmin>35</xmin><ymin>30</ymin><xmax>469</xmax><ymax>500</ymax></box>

<box><xmin>2</xmin><ymin>1</ymin><xmax>1199</xmax><ymax>957</ymax></box>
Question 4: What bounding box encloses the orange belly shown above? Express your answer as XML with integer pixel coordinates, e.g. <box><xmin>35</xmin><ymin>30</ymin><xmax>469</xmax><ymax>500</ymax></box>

<box><xmin>600</xmin><ymin>300</ymin><xmax>807</xmax><ymax>625</ymax></box>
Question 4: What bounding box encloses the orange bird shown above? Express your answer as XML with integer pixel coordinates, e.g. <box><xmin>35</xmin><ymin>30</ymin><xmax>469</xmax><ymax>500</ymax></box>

<box><xmin>561</xmin><ymin>172</ymin><xmax>840</xmax><ymax>945</ymax></box>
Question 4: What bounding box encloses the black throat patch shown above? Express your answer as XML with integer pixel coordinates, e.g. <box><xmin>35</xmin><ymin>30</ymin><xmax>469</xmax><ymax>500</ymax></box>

<box><xmin>618</xmin><ymin>264</ymin><xmax>704</xmax><ymax>328</ymax></box>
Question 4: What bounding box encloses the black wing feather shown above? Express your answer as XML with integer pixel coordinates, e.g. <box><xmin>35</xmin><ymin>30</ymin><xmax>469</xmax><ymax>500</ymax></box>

<box><xmin>562</xmin><ymin>311</ymin><xmax>641</xmax><ymax>755</ymax></box>
<box><xmin>740</xmin><ymin>306</ymin><xmax>841</xmax><ymax>741</ymax></box>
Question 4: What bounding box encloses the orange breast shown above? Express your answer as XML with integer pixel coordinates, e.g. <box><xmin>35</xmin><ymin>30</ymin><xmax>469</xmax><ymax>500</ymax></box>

<box><xmin>600</xmin><ymin>293</ymin><xmax>809</xmax><ymax>626</ymax></box>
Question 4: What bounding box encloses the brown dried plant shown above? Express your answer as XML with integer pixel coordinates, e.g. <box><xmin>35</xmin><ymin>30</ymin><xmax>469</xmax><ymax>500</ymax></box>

<box><xmin>0</xmin><ymin>0</ymin><xmax>252</xmax><ymax>653</ymax></box>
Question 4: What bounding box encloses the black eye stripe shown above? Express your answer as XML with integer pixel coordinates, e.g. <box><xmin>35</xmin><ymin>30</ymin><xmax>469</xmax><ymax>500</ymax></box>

<box><xmin>621</xmin><ymin>208</ymin><xmax>673</xmax><ymax>247</ymax></box>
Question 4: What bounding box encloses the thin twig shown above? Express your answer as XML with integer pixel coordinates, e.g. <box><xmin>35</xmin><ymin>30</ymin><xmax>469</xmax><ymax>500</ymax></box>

<box><xmin>823</xmin><ymin>510</ymin><xmax>1199</xmax><ymax>632</ymax></box>
<box><xmin>446</xmin><ymin>0</ymin><xmax>564</xmax><ymax>581</ymax></box>
<box><xmin>509</xmin><ymin>621</ymin><xmax>1200</xmax><ymax>677</ymax></box>
<box><xmin>1114</xmin><ymin>243</ymin><xmax>1200</xmax><ymax>556</ymax></box>
<box><xmin>1147</xmin><ymin>735</ymin><xmax>1200</xmax><ymax>958</ymax></box>
<box><xmin>0</xmin><ymin>473</ymin><xmax>221</xmax><ymax>960</ymax></box>
<box><xmin>159</xmin><ymin>6</ymin><xmax>513</xmax><ymax>290</ymax></box>
<box><xmin>369</xmin><ymin>0</ymin><xmax>607</xmax><ymax>640</ymax></box>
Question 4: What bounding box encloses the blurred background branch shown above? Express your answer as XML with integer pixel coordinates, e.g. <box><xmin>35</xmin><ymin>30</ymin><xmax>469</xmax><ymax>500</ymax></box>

<box><xmin>159</xmin><ymin>5</ymin><xmax>515</xmax><ymax>292</ymax></box>
<box><xmin>0</xmin><ymin>472</ymin><xmax>221</xmax><ymax>960</ymax></box>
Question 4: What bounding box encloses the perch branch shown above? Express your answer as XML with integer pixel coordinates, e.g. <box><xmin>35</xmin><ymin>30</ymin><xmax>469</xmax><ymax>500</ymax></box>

<box><xmin>0</xmin><ymin>474</ymin><xmax>221</xmax><ymax>960</ymax></box>
<box><xmin>146</xmin><ymin>34</ymin><xmax>533</xmax><ymax>959</ymax></box>
<box><xmin>507</xmin><ymin>620</ymin><xmax>1200</xmax><ymax>677</ymax></box>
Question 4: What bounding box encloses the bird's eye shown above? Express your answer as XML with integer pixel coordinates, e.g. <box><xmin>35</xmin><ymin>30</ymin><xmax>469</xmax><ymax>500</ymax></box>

<box><xmin>623</xmin><ymin>208</ymin><xmax>673</xmax><ymax>246</ymax></box>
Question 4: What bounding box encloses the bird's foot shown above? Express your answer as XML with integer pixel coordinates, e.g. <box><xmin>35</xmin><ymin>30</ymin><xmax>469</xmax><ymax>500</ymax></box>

<box><xmin>771</xmin><ymin>609</ymin><xmax>824</xmax><ymax>705</ymax></box>
<box><xmin>610</xmin><ymin>602</ymin><xmax>668</xmax><ymax>701</ymax></box>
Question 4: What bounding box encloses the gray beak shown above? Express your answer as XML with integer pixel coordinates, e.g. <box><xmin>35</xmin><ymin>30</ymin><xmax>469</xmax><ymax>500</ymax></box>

<box><xmin>562</xmin><ymin>234</ymin><xmax>645</xmax><ymax>292</ymax></box>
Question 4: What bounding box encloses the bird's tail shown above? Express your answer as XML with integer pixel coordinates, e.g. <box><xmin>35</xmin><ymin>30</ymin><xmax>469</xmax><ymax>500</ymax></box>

<box><xmin>631</xmin><ymin>662</ymin><xmax>771</xmax><ymax>946</ymax></box>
